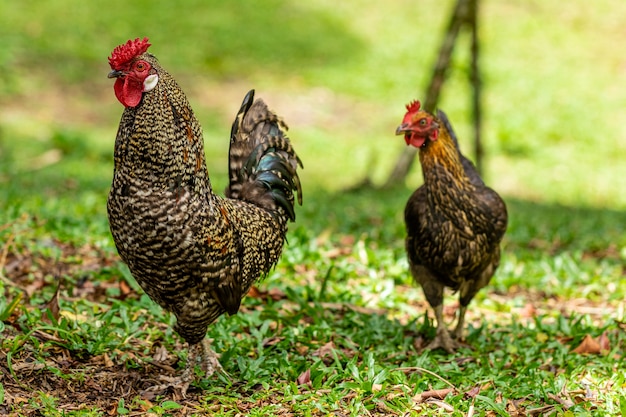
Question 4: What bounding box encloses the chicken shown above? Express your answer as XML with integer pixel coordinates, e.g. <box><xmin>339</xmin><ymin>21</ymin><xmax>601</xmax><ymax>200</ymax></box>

<box><xmin>106</xmin><ymin>38</ymin><xmax>302</xmax><ymax>392</ymax></box>
<box><xmin>395</xmin><ymin>100</ymin><xmax>507</xmax><ymax>353</ymax></box>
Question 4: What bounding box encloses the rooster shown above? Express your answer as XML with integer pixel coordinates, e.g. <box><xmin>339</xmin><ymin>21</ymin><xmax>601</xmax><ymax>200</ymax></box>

<box><xmin>106</xmin><ymin>38</ymin><xmax>302</xmax><ymax>393</ymax></box>
<box><xmin>396</xmin><ymin>100</ymin><xmax>507</xmax><ymax>353</ymax></box>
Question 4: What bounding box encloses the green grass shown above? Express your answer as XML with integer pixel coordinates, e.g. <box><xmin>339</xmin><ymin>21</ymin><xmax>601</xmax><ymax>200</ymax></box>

<box><xmin>1</xmin><ymin>0</ymin><xmax>626</xmax><ymax>415</ymax></box>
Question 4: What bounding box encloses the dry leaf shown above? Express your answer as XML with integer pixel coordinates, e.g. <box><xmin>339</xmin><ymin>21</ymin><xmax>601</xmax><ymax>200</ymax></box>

<box><xmin>465</xmin><ymin>384</ymin><xmax>482</xmax><ymax>399</ymax></box>
<box><xmin>119</xmin><ymin>279</ymin><xmax>132</xmax><ymax>296</ymax></box>
<box><xmin>424</xmin><ymin>398</ymin><xmax>454</xmax><ymax>412</ymax></box>
<box><xmin>41</xmin><ymin>281</ymin><xmax>61</xmax><ymax>323</ymax></box>
<box><xmin>312</xmin><ymin>341</ymin><xmax>336</xmax><ymax>359</ymax></box>
<box><xmin>572</xmin><ymin>334</ymin><xmax>602</xmax><ymax>355</ymax></box>
<box><xmin>247</xmin><ymin>286</ymin><xmax>263</xmax><ymax>298</ymax></box>
<box><xmin>296</xmin><ymin>368</ymin><xmax>311</xmax><ymax>386</ymax></box>
<box><xmin>247</xmin><ymin>286</ymin><xmax>286</xmax><ymax>301</ymax></box>
<box><xmin>548</xmin><ymin>393</ymin><xmax>574</xmax><ymax>409</ymax></box>
<box><xmin>267</xmin><ymin>287</ymin><xmax>286</xmax><ymax>301</ymax></box>
<box><xmin>414</xmin><ymin>387</ymin><xmax>455</xmax><ymax>402</ymax></box>
<box><xmin>262</xmin><ymin>336</ymin><xmax>284</xmax><ymax>347</ymax></box>
<box><xmin>520</xmin><ymin>303</ymin><xmax>537</xmax><ymax>318</ymax></box>
<box><xmin>102</xmin><ymin>352</ymin><xmax>114</xmax><ymax>368</ymax></box>
<box><xmin>598</xmin><ymin>331</ymin><xmax>610</xmax><ymax>353</ymax></box>
<box><xmin>152</xmin><ymin>344</ymin><xmax>169</xmax><ymax>362</ymax></box>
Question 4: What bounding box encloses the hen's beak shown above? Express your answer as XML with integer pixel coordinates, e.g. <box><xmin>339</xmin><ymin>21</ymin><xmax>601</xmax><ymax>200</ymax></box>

<box><xmin>395</xmin><ymin>123</ymin><xmax>410</xmax><ymax>136</ymax></box>
<box><xmin>108</xmin><ymin>70</ymin><xmax>124</xmax><ymax>79</ymax></box>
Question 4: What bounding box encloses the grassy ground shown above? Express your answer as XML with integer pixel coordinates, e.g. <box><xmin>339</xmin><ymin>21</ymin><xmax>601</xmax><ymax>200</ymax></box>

<box><xmin>1</xmin><ymin>0</ymin><xmax>626</xmax><ymax>416</ymax></box>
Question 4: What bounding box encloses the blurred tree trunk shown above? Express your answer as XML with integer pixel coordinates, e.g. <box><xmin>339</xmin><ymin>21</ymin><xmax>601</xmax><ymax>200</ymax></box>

<box><xmin>468</xmin><ymin>0</ymin><xmax>483</xmax><ymax>175</ymax></box>
<box><xmin>383</xmin><ymin>0</ymin><xmax>481</xmax><ymax>188</ymax></box>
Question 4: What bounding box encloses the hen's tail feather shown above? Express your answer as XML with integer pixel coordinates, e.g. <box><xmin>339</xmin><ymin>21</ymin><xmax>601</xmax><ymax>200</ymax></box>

<box><xmin>437</xmin><ymin>109</ymin><xmax>484</xmax><ymax>187</ymax></box>
<box><xmin>226</xmin><ymin>90</ymin><xmax>303</xmax><ymax>221</ymax></box>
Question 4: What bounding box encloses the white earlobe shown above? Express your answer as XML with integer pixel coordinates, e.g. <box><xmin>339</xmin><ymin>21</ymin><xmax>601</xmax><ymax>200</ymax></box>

<box><xmin>143</xmin><ymin>74</ymin><xmax>159</xmax><ymax>92</ymax></box>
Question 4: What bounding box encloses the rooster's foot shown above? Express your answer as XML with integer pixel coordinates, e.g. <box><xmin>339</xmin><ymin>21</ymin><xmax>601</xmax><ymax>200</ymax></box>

<box><xmin>140</xmin><ymin>374</ymin><xmax>191</xmax><ymax>399</ymax></box>
<box><xmin>188</xmin><ymin>339</ymin><xmax>230</xmax><ymax>380</ymax></box>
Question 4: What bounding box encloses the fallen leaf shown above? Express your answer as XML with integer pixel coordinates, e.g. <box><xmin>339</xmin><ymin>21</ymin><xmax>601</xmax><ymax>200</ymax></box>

<box><xmin>267</xmin><ymin>287</ymin><xmax>286</xmax><ymax>301</ymax></box>
<box><xmin>414</xmin><ymin>387</ymin><xmax>455</xmax><ymax>402</ymax></box>
<box><xmin>572</xmin><ymin>334</ymin><xmax>602</xmax><ymax>355</ymax></box>
<box><xmin>465</xmin><ymin>384</ymin><xmax>483</xmax><ymax>399</ymax></box>
<box><xmin>262</xmin><ymin>336</ymin><xmax>284</xmax><ymax>347</ymax></box>
<box><xmin>247</xmin><ymin>286</ymin><xmax>263</xmax><ymax>298</ymax></box>
<box><xmin>495</xmin><ymin>391</ymin><xmax>504</xmax><ymax>404</ymax></box>
<box><xmin>424</xmin><ymin>398</ymin><xmax>455</xmax><ymax>412</ymax></box>
<box><xmin>312</xmin><ymin>341</ymin><xmax>336</xmax><ymax>359</ymax></box>
<box><xmin>119</xmin><ymin>279</ymin><xmax>132</xmax><ymax>296</ymax></box>
<box><xmin>152</xmin><ymin>344</ymin><xmax>169</xmax><ymax>362</ymax></box>
<box><xmin>246</xmin><ymin>286</ymin><xmax>286</xmax><ymax>301</ymax></box>
<box><xmin>103</xmin><ymin>352</ymin><xmax>114</xmax><ymax>368</ymax></box>
<box><xmin>12</xmin><ymin>361</ymin><xmax>47</xmax><ymax>372</ymax></box>
<box><xmin>520</xmin><ymin>303</ymin><xmax>537</xmax><ymax>318</ymax></box>
<box><xmin>295</xmin><ymin>344</ymin><xmax>309</xmax><ymax>355</ymax></box>
<box><xmin>548</xmin><ymin>393</ymin><xmax>574</xmax><ymax>409</ymax></box>
<box><xmin>296</xmin><ymin>368</ymin><xmax>311</xmax><ymax>386</ymax></box>
<box><xmin>41</xmin><ymin>282</ymin><xmax>61</xmax><ymax>323</ymax></box>
<box><xmin>598</xmin><ymin>331</ymin><xmax>610</xmax><ymax>353</ymax></box>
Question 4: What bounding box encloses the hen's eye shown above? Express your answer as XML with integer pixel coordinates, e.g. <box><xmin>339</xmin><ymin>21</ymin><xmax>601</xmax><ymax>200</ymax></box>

<box><xmin>419</xmin><ymin>118</ymin><xmax>427</xmax><ymax>126</ymax></box>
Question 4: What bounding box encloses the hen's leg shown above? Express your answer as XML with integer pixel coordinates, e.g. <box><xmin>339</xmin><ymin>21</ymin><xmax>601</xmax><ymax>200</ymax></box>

<box><xmin>414</xmin><ymin>266</ymin><xmax>460</xmax><ymax>353</ymax></box>
<box><xmin>452</xmin><ymin>305</ymin><xmax>467</xmax><ymax>340</ymax></box>
<box><xmin>425</xmin><ymin>303</ymin><xmax>461</xmax><ymax>353</ymax></box>
<box><xmin>454</xmin><ymin>267</ymin><xmax>493</xmax><ymax>341</ymax></box>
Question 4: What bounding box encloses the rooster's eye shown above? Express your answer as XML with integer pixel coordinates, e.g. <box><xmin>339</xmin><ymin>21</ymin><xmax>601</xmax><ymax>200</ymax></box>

<box><xmin>136</xmin><ymin>62</ymin><xmax>146</xmax><ymax>71</ymax></box>
<box><xmin>419</xmin><ymin>118</ymin><xmax>427</xmax><ymax>126</ymax></box>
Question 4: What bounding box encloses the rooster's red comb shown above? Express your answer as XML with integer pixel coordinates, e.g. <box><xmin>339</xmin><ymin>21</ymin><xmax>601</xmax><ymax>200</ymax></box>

<box><xmin>109</xmin><ymin>37</ymin><xmax>151</xmax><ymax>69</ymax></box>
<box><xmin>405</xmin><ymin>100</ymin><xmax>421</xmax><ymax>113</ymax></box>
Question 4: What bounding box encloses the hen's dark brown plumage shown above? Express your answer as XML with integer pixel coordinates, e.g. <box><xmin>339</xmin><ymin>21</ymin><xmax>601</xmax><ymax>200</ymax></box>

<box><xmin>396</xmin><ymin>100</ymin><xmax>507</xmax><ymax>352</ymax></box>
<box><xmin>106</xmin><ymin>39</ymin><xmax>302</xmax><ymax>391</ymax></box>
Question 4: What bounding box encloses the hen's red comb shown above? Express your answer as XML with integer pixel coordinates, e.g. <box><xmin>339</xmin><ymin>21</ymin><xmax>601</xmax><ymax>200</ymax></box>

<box><xmin>109</xmin><ymin>37</ymin><xmax>151</xmax><ymax>69</ymax></box>
<box><xmin>405</xmin><ymin>100</ymin><xmax>421</xmax><ymax>113</ymax></box>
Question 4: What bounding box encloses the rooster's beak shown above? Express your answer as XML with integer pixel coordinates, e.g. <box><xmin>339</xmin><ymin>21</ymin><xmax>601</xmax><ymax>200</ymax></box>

<box><xmin>108</xmin><ymin>70</ymin><xmax>124</xmax><ymax>79</ymax></box>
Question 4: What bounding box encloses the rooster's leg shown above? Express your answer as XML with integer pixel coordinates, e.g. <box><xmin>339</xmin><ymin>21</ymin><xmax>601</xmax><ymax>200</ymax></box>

<box><xmin>195</xmin><ymin>339</ymin><xmax>226</xmax><ymax>377</ymax></box>
<box><xmin>141</xmin><ymin>339</ymin><xmax>227</xmax><ymax>399</ymax></box>
<box><xmin>181</xmin><ymin>339</ymin><xmax>228</xmax><ymax>382</ymax></box>
<box><xmin>424</xmin><ymin>304</ymin><xmax>461</xmax><ymax>353</ymax></box>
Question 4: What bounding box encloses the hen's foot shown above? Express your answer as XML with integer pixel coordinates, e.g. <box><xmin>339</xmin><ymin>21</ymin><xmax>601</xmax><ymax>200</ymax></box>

<box><xmin>423</xmin><ymin>327</ymin><xmax>461</xmax><ymax>353</ymax></box>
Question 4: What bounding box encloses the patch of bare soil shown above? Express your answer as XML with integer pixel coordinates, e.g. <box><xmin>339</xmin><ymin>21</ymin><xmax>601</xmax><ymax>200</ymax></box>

<box><xmin>1</xmin><ymin>349</ymin><xmax>194</xmax><ymax>415</ymax></box>
<box><xmin>0</xmin><ymin>233</ymin><xmax>207</xmax><ymax>414</ymax></box>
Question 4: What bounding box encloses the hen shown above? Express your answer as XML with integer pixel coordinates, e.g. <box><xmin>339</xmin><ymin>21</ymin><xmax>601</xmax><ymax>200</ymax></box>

<box><xmin>106</xmin><ymin>38</ymin><xmax>302</xmax><ymax>391</ymax></box>
<box><xmin>396</xmin><ymin>100</ymin><xmax>507</xmax><ymax>353</ymax></box>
